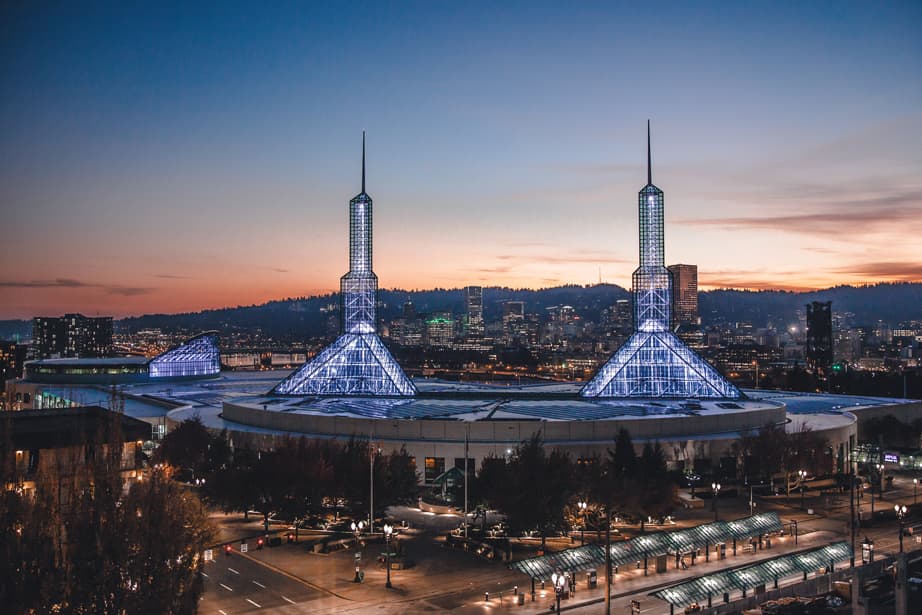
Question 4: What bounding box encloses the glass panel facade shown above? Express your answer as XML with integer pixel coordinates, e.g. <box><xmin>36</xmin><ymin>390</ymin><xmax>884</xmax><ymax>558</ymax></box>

<box><xmin>582</xmin><ymin>331</ymin><xmax>742</xmax><ymax>398</ymax></box>
<box><xmin>272</xmin><ymin>333</ymin><xmax>415</xmax><ymax>396</ymax></box>
<box><xmin>581</xmin><ymin>138</ymin><xmax>741</xmax><ymax>400</ymax></box>
<box><xmin>271</xmin><ymin>142</ymin><xmax>415</xmax><ymax>398</ymax></box>
<box><xmin>148</xmin><ymin>333</ymin><xmax>220</xmax><ymax>379</ymax></box>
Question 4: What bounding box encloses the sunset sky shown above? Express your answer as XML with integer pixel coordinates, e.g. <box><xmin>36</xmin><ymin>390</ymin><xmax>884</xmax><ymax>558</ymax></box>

<box><xmin>1</xmin><ymin>1</ymin><xmax>920</xmax><ymax>319</ymax></box>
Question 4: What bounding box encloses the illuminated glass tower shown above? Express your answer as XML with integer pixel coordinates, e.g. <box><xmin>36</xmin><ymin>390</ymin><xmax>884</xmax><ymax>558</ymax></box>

<box><xmin>273</xmin><ymin>134</ymin><xmax>416</xmax><ymax>397</ymax></box>
<box><xmin>581</xmin><ymin>122</ymin><xmax>741</xmax><ymax>399</ymax></box>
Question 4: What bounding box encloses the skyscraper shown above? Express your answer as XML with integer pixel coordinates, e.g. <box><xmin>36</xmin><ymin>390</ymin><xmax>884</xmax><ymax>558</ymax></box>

<box><xmin>806</xmin><ymin>301</ymin><xmax>833</xmax><ymax>376</ymax></box>
<box><xmin>272</xmin><ymin>134</ymin><xmax>415</xmax><ymax>397</ymax></box>
<box><xmin>581</xmin><ymin>122</ymin><xmax>741</xmax><ymax>399</ymax></box>
<box><xmin>463</xmin><ymin>286</ymin><xmax>484</xmax><ymax>340</ymax></box>
<box><xmin>668</xmin><ymin>264</ymin><xmax>699</xmax><ymax>327</ymax></box>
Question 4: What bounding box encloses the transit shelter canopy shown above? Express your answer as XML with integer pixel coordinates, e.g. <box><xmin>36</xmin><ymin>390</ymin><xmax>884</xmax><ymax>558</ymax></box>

<box><xmin>510</xmin><ymin>513</ymin><xmax>784</xmax><ymax>581</ymax></box>
<box><xmin>651</xmin><ymin>542</ymin><xmax>853</xmax><ymax>606</ymax></box>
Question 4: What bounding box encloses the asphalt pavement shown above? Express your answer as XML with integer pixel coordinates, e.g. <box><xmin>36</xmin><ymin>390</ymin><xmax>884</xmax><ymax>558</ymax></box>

<box><xmin>200</xmin><ymin>549</ymin><xmax>321</xmax><ymax>614</ymax></box>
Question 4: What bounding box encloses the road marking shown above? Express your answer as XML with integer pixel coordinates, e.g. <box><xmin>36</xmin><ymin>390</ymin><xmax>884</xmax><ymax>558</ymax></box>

<box><xmin>227</xmin><ymin>567</ymin><xmax>240</xmax><ymax>575</ymax></box>
<box><xmin>219</xmin><ymin>583</ymin><xmax>234</xmax><ymax>592</ymax></box>
<box><xmin>252</xmin><ymin>580</ymin><xmax>266</xmax><ymax>588</ymax></box>
<box><xmin>219</xmin><ymin>610</ymin><xmax>228</xmax><ymax>615</ymax></box>
<box><xmin>246</xmin><ymin>598</ymin><xmax>262</xmax><ymax>608</ymax></box>
<box><xmin>201</xmin><ymin>572</ymin><xmax>208</xmax><ymax>578</ymax></box>
<box><xmin>282</xmin><ymin>596</ymin><xmax>296</xmax><ymax>604</ymax></box>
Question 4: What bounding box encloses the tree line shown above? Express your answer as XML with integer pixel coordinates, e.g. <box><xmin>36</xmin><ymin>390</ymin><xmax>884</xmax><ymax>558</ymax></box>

<box><xmin>156</xmin><ymin>418</ymin><xmax>419</xmax><ymax>526</ymax></box>
<box><xmin>471</xmin><ymin>430</ymin><xmax>676</xmax><ymax>548</ymax></box>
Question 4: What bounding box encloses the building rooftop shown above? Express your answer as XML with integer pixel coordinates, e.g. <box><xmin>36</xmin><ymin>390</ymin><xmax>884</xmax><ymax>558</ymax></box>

<box><xmin>1</xmin><ymin>406</ymin><xmax>151</xmax><ymax>449</ymax></box>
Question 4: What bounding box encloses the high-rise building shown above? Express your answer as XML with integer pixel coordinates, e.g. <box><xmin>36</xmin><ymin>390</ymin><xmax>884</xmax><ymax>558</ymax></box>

<box><xmin>272</xmin><ymin>134</ymin><xmax>415</xmax><ymax>397</ymax></box>
<box><xmin>31</xmin><ymin>314</ymin><xmax>113</xmax><ymax>359</ymax></box>
<box><xmin>0</xmin><ymin>341</ymin><xmax>28</xmax><ymax>392</ymax></box>
<box><xmin>502</xmin><ymin>301</ymin><xmax>524</xmax><ymax>324</ymax></box>
<box><xmin>667</xmin><ymin>264</ymin><xmax>698</xmax><ymax>327</ymax></box>
<box><xmin>806</xmin><ymin>301</ymin><xmax>833</xmax><ymax>376</ymax></box>
<box><xmin>581</xmin><ymin>122</ymin><xmax>741</xmax><ymax>399</ymax></box>
<box><xmin>426</xmin><ymin>313</ymin><xmax>455</xmax><ymax>347</ymax></box>
<box><xmin>463</xmin><ymin>286</ymin><xmax>484</xmax><ymax>340</ymax></box>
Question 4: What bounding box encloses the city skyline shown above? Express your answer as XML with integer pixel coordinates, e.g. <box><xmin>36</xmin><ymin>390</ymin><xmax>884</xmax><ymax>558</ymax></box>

<box><xmin>2</xmin><ymin>2</ymin><xmax>921</xmax><ymax>319</ymax></box>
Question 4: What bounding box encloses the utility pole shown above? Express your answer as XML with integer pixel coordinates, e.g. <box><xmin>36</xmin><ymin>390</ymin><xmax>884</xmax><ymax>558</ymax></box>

<box><xmin>369</xmin><ymin>429</ymin><xmax>375</xmax><ymax>534</ymax></box>
<box><xmin>464</xmin><ymin>423</ymin><xmax>470</xmax><ymax>540</ymax></box>
<box><xmin>850</xmin><ymin>454</ymin><xmax>856</xmax><ymax>568</ymax></box>
<box><xmin>604</xmin><ymin>508</ymin><xmax>612</xmax><ymax>615</ymax></box>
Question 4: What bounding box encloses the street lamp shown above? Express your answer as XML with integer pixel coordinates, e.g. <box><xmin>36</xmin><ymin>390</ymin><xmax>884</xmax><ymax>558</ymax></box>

<box><xmin>350</xmin><ymin>521</ymin><xmax>365</xmax><ymax>582</ymax></box>
<box><xmin>712</xmin><ymin>483</ymin><xmax>721</xmax><ymax>521</ymax></box>
<box><xmin>383</xmin><ymin>523</ymin><xmax>393</xmax><ymax>589</ymax></box>
<box><xmin>578</xmin><ymin>501</ymin><xmax>588</xmax><ymax>545</ymax></box>
<box><xmin>798</xmin><ymin>470</ymin><xmax>807</xmax><ymax>510</ymax></box>
<box><xmin>914</xmin><ymin>478</ymin><xmax>918</xmax><ymax>505</ymax></box>
<box><xmin>875</xmin><ymin>463</ymin><xmax>884</xmax><ymax>501</ymax></box>
<box><xmin>687</xmin><ymin>472</ymin><xmax>700</xmax><ymax>499</ymax></box>
<box><xmin>895</xmin><ymin>505</ymin><xmax>907</xmax><ymax>553</ymax></box>
<box><xmin>551</xmin><ymin>570</ymin><xmax>568</xmax><ymax>615</ymax></box>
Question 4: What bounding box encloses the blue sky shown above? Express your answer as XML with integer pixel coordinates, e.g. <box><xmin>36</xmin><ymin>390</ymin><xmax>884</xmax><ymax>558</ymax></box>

<box><xmin>1</xmin><ymin>1</ymin><xmax>920</xmax><ymax>317</ymax></box>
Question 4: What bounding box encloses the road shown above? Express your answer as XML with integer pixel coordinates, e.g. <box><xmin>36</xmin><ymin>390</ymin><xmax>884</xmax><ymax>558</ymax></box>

<box><xmin>200</xmin><ymin>549</ymin><xmax>321</xmax><ymax>614</ymax></box>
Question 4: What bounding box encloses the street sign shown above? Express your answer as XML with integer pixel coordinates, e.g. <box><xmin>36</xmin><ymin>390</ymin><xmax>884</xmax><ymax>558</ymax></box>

<box><xmin>355</xmin><ymin>552</ymin><xmax>361</xmax><ymax>561</ymax></box>
<box><xmin>204</xmin><ymin>549</ymin><xmax>213</xmax><ymax>562</ymax></box>
<box><xmin>241</xmin><ymin>542</ymin><xmax>248</xmax><ymax>553</ymax></box>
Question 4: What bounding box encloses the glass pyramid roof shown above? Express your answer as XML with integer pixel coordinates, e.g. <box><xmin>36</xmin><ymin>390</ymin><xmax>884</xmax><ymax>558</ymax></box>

<box><xmin>581</xmin><ymin>330</ymin><xmax>742</xmax><ymax>399</ymax></box>
<box><xmin>272</xmin><ymin>333</ymin><xmax>416</xmax><ymax>397</ymax></box>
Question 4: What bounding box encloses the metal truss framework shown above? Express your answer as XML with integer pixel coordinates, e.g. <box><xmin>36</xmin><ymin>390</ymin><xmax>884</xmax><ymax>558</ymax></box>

<box><xmin>272</xmin><ymin>333</ymin><xmax>415</xmax><ymax>396</ymax></box>
<box><xmin>580</xmin><ymin>330</ymin><xmax>741</xmax><ymax>398</ymax></box>
<box><xmin>582</xmin><ymin>123</ymin><xmax>741</xmax><ymax>399</ymax></box>
<box><xmin>148</xmin><ymin>332</ymin><xmax>220</xmax><ymax>379</ymax></box>
<box><xmin>634</xmin><ymin>186</ymin><xmax>671</xmax><ymax>331</ymax></box>
<box><xmin>272</xmin><ymin>133</ymin><xmax>415</xmax><ymax>397</ymax></box>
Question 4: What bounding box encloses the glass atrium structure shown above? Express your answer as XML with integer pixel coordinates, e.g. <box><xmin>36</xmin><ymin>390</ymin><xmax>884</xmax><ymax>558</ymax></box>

<box><xmin>582</xmin><ymin>123</ymin><xmax>741</xmax><ymax>399</ymax></box>
<box><xmin>273</xmin><ymin>134</ymin><xmax>415</xmax><ymax>397</ymax></box>
<box><xmin>148</xmin><ymin>332</ymin><xmax>220</xmax><ymax>379</ymax></box>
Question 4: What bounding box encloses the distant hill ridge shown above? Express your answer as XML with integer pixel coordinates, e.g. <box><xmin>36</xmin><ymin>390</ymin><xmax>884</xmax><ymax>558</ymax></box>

<box><xmin>1</xmin><ymin>282</ymin><xmax>919</xmax><ymax>341</ymax></box>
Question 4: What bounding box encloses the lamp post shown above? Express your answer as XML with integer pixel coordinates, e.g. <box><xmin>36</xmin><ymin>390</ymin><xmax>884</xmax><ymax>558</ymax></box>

<box><xmin>914</xmin><ymin>478</ymin><xmax>918</xmax><ymax>506</ymax></box>
<box><xmin>712</xmin><ymin>482</ymin><xmax>721</xmax><ymax>521</ymax></box>
<box><xmin>895</xmin><ymin>505</ymin><xmax>907</xmax><ymax>553</ymax></box>
<box><xmin>798</xmin><ymin>470</ymin><xmax>807</xmax><ymax>510</ymax></box>
<box><xmin>875</xmin><ymin>463</ymin><xmax>884</xmax><ymax>501</ymax></box>
<box><xmin>551</xmin><ymin>570</ymin><xmax>567</xmax><ymax>615</ymax></box>
<box><xmin>687</xmin><ymin>473</ymin><xmax>700</xmax><ymax>500</ymax></box>
<box><xmin>351</xmin><ymin>521</ymin><xmax>365</xmax><ymax>582</ymax></box>
<box><xmin>578</xmin><ymin>501</ymin><xmax>588</xmax><ymax>545</ymax></box>
<box><xmin>383</xmin><ymin>523</ymin><xmax>393</xmax><ymax>588</ymax></box>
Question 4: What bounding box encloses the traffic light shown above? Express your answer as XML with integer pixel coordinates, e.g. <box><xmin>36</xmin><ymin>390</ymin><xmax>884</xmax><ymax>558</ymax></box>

<box><xmin>224</xmin><ymin>544</ymin><xmax>232</xmax><ymax>556</ymax></box>
<box><xmin>257</xmin><ymin>538</ymin><xmax>264</xmax><ymax>550</ymax></box>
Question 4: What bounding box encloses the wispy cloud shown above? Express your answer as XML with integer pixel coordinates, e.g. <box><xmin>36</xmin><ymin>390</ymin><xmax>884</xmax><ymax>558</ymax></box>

<box><xmin>493</xmin><ymin>251</ymin><xmax>629</xmax><ymax>266</ymax></box>
<box><xmin>153</xmin><ymin>273</ymin><xmax>190</xmax><ymax>279</ymax></box>
<box><xmin>0</xmin><ymin>278</ymin><xmax>155</xmax><ymax>296</ymax></box>
<box><xmin>681</xmin><ymin>204</ymin><xmax>922</xmax><ymax>236</ymax></box>
<box><xmin>829</xmin><ymin>261</ymin><xmax>922</xmax><ymax>281</ymax></box>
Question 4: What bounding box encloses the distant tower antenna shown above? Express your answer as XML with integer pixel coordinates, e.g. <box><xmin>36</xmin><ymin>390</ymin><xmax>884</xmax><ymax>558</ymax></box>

<box><xmin>361</xmin><ymin>130</ymin><xmax>366</xmax><ymax>193</ymax></box>
<box><xmin>647</xmin><ymin>119</ymin><xmax>652</xmax><ymax>186</ymax></box>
